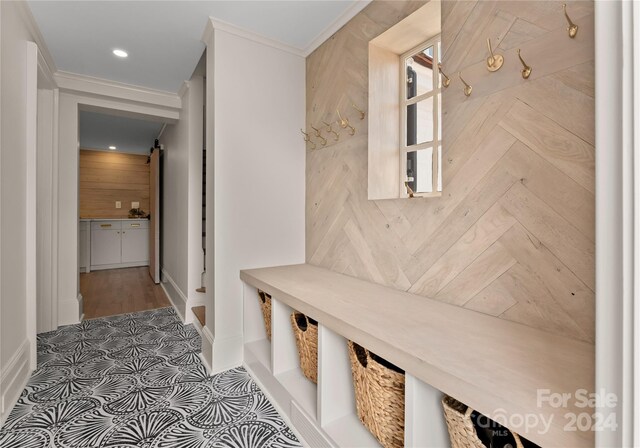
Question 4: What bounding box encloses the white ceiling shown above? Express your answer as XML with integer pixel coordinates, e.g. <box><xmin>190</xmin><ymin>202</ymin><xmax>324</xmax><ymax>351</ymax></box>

<box><xmin>28</xmin><ymin>0</ymin><xmax>360</xmax><ymax>93</ymax></box>
<box><xmin>79</xmin><ymin>110</ymin><xmax>163</xmax><ymax>154</ymax></box>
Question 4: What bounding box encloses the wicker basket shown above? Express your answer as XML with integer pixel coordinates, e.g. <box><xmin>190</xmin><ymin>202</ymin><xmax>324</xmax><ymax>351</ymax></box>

<box><xmin>347</xmin><ymin>341</ymin><xmax>405</xmax><ymax>448</ymax></box>
<box><xmin>257</xmin><ymin>290</ymin><xmax>272</xmax><ymax>341</ymax></box>
<box><xmin>442</xmin><ymin>395</ymin><xmax>526</xmax><ymax>448</ymax></box>
<box><xmin>290</xmin><ymin>312</ymin><xmax>318</xmax><ymax>383</ymax></box>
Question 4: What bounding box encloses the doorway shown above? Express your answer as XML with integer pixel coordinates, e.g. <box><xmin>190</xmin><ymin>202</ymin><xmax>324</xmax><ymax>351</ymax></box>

<box><xmin>77</xmin><ymin>109</ymin><xmax>167</xmax><ymax>319</ymax></box>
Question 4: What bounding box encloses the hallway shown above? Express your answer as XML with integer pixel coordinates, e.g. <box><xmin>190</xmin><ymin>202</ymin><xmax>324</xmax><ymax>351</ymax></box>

<box><xmin>80</xmin><ymin>267</ymin><xmax>170</xmax><ymax>319</ymax></box>
<box><xmin>0</xmin><ymin>308</ymin><xmax>301</xmax><ymax>448</ymax></box>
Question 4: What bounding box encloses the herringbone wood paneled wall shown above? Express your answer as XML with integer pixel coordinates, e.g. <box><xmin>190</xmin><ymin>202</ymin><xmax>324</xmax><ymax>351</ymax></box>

<box><xmin>306</xmin><ymin>0</ymin><xmax>595</xmax><ymax>342</ymax></box>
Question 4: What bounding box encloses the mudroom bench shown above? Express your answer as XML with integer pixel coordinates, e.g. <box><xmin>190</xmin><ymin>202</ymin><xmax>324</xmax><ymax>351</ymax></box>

<box><xmin>240</xmin><ymin>263</ymin><xmax>594</xmax><ymax>448</ymax></box>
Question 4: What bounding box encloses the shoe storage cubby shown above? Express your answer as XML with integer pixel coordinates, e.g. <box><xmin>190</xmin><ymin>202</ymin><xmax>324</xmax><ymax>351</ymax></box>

<box><xmin>242</xmin><ymin>283</ymin><xmax>449</xmax><ymax>447</ymax></box>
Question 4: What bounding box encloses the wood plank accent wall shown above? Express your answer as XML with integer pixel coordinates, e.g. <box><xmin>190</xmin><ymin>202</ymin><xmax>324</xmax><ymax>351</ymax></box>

<box><xmin>306</xmin><ymin>0</ymin><xmax>595</xmax><ymax>342</ymax></box>
<box><xmin>79</xmin><ymin>149</ymin><xmax>150</xmax><ymax>219</ymax></box>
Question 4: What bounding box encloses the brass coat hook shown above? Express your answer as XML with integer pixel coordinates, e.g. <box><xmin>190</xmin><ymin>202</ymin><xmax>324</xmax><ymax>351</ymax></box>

<box><xmin>352</xmin><ymin>104</ymin><xmax>365</xmax><ymax>120</ymax></box>
<box><xmin>404</xmin><ymin>181</ymin><xmax>417</xmax><ymax>198</ymax></box>
<box><xmin>458</xmin><ymin>72</ymin><xmax>472</xmax><ymax>97</ymax></box>
<box><xmin>336</xmin><ymin>109</ymin><xmax>356</xmax><ymax>136</ymax></box>
<box><xmin>322</xmin><ymin>121</ymin><xmax>340</xmax><ymax>141</ymax></box>
<box><xmin>438</xmin><ymin>63</ymin><xmax>451</xmax><ymax>88</ymax></box>
<box><xmin>486</xmin><ymin>37</ymin><xmax>504</xmax><ymax>72</ymax></box>
<box><xmin>563</xmin><ymin>4</ymin><xmax>578</xmax><ymax>38</ymax></box>
<box><xmin>300</xmin><ymin>129</ymin><xmax>316</xmax><ymax>150</ymax></box>
<box><xmin>517</xmin><ymin>49</ymin><xmax>532</xmax><ymax>79</ymax></box>
<box><xmin>311</xmin><ymin>126</ymin><xmax>327</xmax><ymax>146</ymax></box>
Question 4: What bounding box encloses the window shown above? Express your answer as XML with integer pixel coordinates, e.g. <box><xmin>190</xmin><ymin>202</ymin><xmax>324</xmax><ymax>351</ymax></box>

<box><xmin>401</xmin><ymin>36</ymin><xmax>442</xmax><ymax>196</ymax></box>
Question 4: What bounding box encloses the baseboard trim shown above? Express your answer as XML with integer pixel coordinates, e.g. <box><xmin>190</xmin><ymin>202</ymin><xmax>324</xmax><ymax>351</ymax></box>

<box><xmin>90</xmin><ymin>261</ymin><xmax>148</xmax><ymax>271</ymax></box>
<box><xmin>58</xmin><ymin>295</ymin><xmax>81</xmax><ymax>326</ymax></box>
<box><xmin>0</xmin><ymin>340</ymin><xmax>31</xmax><ymax>426</ymax></box>
<box><xmin>160</xmin><ymin>282</ymin><xmax>185</xmax><ymax>322</ymax></box>
<box><xmin>211</xmin><ymin>334</ymin><xmax>244</xmax><ymax>375</ymax></box>
<box><xmin>159</xmin><ymin>269</ymin><xmax>189</xmax><ymax>323</ymax></box>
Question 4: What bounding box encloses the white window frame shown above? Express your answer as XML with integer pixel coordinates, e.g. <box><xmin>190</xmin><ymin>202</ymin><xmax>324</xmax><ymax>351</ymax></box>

<box><xmin>399</xmin><ymin>35</ymin><xmax>442</xmax><ymax>197</ymax></box>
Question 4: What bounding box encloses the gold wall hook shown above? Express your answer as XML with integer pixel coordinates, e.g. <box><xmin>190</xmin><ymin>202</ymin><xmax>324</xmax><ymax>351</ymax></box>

<box><xmin>352</xmin><ymin>104</ymin><xmax>365</xmax><ymax>120</ymax></box>
<box><xmin>438</xmin><ymin>63</ymin><xmax>451</xmax><ymax>88</ymax></box>
<box><xmin>458</xmin><ymin>72</ymin><xmax>472</xmax><ymax>97</ymax></box>
<box><xmin>301</xmin><ymin>129</ymin><xmax>316</xmax><ymax>149</ymax></box>
<box><xmin>322</xmin><ymin>121</ymin><xmax>340</xmax><ymax>141</ymax></box>
<box><xmin>517</xmin><ymin>49</ymin><xmax>532</xmax><ymax>79</ymax></box>
<box><xmin>404</xmin><ymin>181</ymin><xmax>417</xmax><ymax>198</ymax></box>
<box><xmin>336</xmin><ymin>109</ymin><xmax>356</xmax><ymax>135</ymax></box>
<box><xmin>311</xmin><ymin>126</ymin><xmax>327</xmax><ymax>146</ymax></box>
<box><xmin>563</xmin><ymin>4</ymin><xmax>579</xmax><ymax>38</ymax></box>
<box><xmin>486</xmin><ymin>38</ymin><xmax>504</xmax><ymax>72</ymax></box>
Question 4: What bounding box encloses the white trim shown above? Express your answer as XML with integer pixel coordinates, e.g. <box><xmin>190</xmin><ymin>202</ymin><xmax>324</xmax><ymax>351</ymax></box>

<box><xmin>54</xmin><ymin>71</ymin><xmax>182</xmax><ymax>110</ymax></box>
<box><xmin>26</xmin><ymin>41</ymin><xmax>38</xmax><ymax>371</ymax></box>
<box><xmin>90</xmin><ymin>261</ymin><xmax>149</xmax><ymax>271</ymax></box>
<box><xmin>0</xmin><ymin>340</ymin><xmax>31</xmax><ymax>425</ymax></box>
<box><xmin>160</xmin><ymin>282</ymin><xmax>185</xmax><ymax>322</ymax></box>
<box><xmin>633</xmin><ymin>3</ymin><xmax>640</xmax><ymax>445</ymax></box>
<box><xmin>211</xmin><ymin>334</ymin><xmax>244</xmax><ymax>375</ymax></box>
<box><xmin>14</xmin><ymin>1</ymin><xmax>57</xmax><ymax>75</ymax></box>
<box><xmin>177</xmin><ymin>80</ymin><xmax>189</xmax><ymax>99</ymax></box>
<box><xmin>51</xmin><ymin>88</ymin><xmax>60</xmax><ymax>331</ymax></box>
<box><xmin>302</xmin><ymin>0</ymin><xmax>372</xmax><ymax>57</ymax></box>
<box><xmin>595</xmin><ymin>1</ymin><xmax>636</xmax><ymax>447</ymax></box>
<box><xmin>200</xmin><ymin>325</ymin><xmax>214</xmax><ymax>373</ymax></box>
<box><xmin>202</xmin><ymin>18</ymin><xmax>304</xmax><ymax>57</ymax></box>
<box><xmin>160</xmin><ymin>268</ymin><xmax>189</xmax><ymax>306</ymax></box>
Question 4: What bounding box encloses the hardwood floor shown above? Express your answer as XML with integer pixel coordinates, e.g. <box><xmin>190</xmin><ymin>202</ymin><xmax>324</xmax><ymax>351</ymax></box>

<box><xmin>80</xmin><ymin>267</ymin><xmax>171</xmax><ymax>319</ymax></box>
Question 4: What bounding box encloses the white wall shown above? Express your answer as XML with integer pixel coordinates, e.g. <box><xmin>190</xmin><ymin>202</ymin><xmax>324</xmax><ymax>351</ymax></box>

<box><xmin>160</xmin><ymin>74</ymin><xmax>204</xmax><ymax>321</ymax></box>
<box><xmin>204</xmin><ymin>27</ymin><xmax>306</xmax><ymax>371</ymax></box>
<box><xmin>0</xmin><ymin>1</ymin><xmax>37</xmax><ymax>424</ymax></box>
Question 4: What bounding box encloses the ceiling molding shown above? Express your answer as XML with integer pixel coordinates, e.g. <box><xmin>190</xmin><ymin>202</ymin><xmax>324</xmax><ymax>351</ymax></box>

<box><xmin>54</xmin><ymin>71</ymin><xmax>182</xmax><ymax>110</ymax></box>
<box><xmin>17</xmin><ymin>2</ymin><xmax>58</xmax><ymax>77</ymax></box>
<box><xmin>202</xmin><ymin>17</ymin><xmax>304</xmax><ymax>57</ymax></box>
<box><xmin>177</xmin><ymin>80</ymin><xmax>190</xmax><ymax>99</ymax></box>
<box><xmin>302</xmin><ymin>0</ymin><xmax>372</xmax><ymax>57</ymax></box>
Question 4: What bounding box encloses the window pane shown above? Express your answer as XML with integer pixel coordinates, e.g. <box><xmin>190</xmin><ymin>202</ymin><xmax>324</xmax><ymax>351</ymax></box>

<box><xmin>406</xmin><ymin>45</ymin><xmax>434</xmax><ymax>98</ymax></box>
<box><xmin>406</xmin><ymin>149</ymin><xmax>434</xmax><ymax>193</ymax></box>
<box><xmin>437</xmin><ymin>145</ymin><xmax>442</xmax><ymax>192</ymax></box>
<box><xmin>437</xmin><ymin>93</ymin><xmax>442</xmax><ymax>141</ymax></box>
<box><xmin>406</xmin><ymin>97</ymin><xmax>434</xmax><ymax>146</ymax></box>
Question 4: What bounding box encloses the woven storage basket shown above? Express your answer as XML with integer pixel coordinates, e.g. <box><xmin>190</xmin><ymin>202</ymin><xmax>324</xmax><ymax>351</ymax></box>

<box><xmin>442</xmin><ymin>395</ymin><xmax>526</xmax><ymax>448</ymax></box>
<box><xmin>257</xmin><ymin>290</ymin><xmax>272</xmax><ymax>341</ymax></box>
<box><xmin>290</xmin><ymin>312</ymin><xmax>318</xmax><ymax>383</ymax></box>
<box><xmin>347</xmin><ymin>341</ymin><xmax>405</xmax><ymax>448</ymax></box>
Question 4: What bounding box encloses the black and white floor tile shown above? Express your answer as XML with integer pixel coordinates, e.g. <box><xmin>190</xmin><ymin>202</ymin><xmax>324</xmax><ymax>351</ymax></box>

<box><xmin>0</xmin><ymin>307</ymin><xmax>302</xmax><ymax>448</ymax></box>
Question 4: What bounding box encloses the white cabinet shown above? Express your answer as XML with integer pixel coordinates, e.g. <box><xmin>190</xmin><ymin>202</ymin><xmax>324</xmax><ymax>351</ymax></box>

<box><xmin>122</xmin><ymin>227</ymin><xmax>149</xmax><ymax>263</ymax></box>
<box><xmin>87</xmin><ymin>219</ymin><xmax>149</xmax><ymax>270</ymax></box>
<box><xmin>91</xmin><ymin>228</ymin><xmax>122</xmax><ymax>266</ymax></box>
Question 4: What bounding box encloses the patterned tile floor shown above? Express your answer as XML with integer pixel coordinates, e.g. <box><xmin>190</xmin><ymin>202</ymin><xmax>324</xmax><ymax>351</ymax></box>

<box><xmin>0</xmin><ymin>307</ymin><xmax>302</xmax><ymax>448</ymax></box>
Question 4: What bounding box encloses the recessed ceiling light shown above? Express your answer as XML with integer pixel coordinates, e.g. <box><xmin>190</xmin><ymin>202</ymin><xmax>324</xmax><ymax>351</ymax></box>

<box><xmin>112</xmin><ymin>49</ymin><xmax>128</xmax><ymax>58</ymax></box>
<box><xmin>108</xmin><ymin>146</ymin><xmax>117</xmax><ymax>150</ymax></box>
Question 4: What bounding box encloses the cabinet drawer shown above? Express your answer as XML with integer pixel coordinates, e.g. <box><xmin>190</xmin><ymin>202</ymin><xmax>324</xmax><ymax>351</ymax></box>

<box><xmin>91</xmin><ymin>220</ymin><xmax>122</xmax><ymax>231</ymax></box>
<box><xmin>123</xmin><ymin>220</ymin><xmax>149</xmax><ymax>230</ymax></box>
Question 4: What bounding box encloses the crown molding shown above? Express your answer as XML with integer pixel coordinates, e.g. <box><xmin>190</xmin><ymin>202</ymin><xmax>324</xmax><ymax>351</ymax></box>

<box><xmin>54</xmin><ymin>71</ymin><xmax>182</xmax><ymax>110</ymax></box>
<box><xmin>177</xmin><ymin>80</ymin><xmax>190</xmax><ymax>99</ymax></box>
<box><xmin>201</xmin><ymin>17</ymin><xmax>304</xmax><ymax>57</ymax></box>
<box><xmin>302</xmin><ymin>0</ymin><xmax>372</xmax><ymax>57</ymax></box>
<box><xmin>16</xmin><ymin>1</ymin><xmax>58</xmax><ymax>77</ymax></box>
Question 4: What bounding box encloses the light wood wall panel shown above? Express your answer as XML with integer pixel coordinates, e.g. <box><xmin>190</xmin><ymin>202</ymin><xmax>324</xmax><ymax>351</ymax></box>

<box><xmin>306</xmin><ymin>0</ymin><xmax>595</xmax><ymax>342</ymax></box>
<box><xmin>79</xmin><ymin>149</ymin><xmax>150</xmax><ymax>218</ymax></box>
